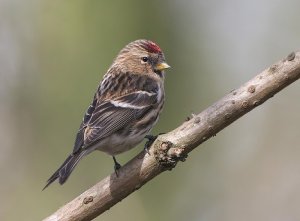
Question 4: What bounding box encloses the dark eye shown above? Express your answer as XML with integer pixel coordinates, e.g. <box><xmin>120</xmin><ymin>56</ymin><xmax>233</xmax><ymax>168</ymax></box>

<box><xmin>141</xmin><ymin>57</ymin><xmax>148</xmax><ymax>62</ymax></box>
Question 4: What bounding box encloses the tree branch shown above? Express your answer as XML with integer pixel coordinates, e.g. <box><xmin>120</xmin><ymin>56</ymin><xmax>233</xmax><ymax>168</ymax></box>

<box><xmin>44</xmin><ymin>51</ymin><xmax>300</xmax><ymax>221</ymax></box>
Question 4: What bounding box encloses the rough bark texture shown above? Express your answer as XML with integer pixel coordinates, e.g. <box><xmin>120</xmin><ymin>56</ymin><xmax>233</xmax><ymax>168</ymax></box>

<box><xmin>44</xmin><ymin>51</ymin><xmax>300</xmax><ymax>221</ymax></box>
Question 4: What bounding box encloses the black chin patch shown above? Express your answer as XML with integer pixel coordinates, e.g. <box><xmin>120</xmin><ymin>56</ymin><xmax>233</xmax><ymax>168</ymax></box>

<box><xmin>154</xmin><ymin>70</ymin><xmax>163</xmax><ymax>78</ymax></box>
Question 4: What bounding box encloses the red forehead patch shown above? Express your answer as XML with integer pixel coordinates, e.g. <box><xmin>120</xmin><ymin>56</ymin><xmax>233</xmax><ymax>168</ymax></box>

<box><xmin>144</xmin><ymin>41</ymin><xmax>162</xmax><ymax>53</ymax></box>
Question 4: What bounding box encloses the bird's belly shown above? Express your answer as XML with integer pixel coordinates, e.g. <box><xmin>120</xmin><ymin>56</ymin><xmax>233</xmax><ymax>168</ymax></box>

<box><xmin>94</xmin><ymin>132</ymin><xmax>147</xmax><ymax>156</ymax></box>
<box><xmin>91</xmin><ymin>103</ymin><xmax>163</xmax><ymax>156</ymax></box>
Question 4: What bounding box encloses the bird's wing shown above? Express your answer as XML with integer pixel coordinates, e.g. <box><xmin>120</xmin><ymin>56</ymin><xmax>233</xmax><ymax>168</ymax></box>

<box><xmin>73</xmin><ymin>90</ymin><xmax>158</xmax><ymax>153</ymax></box>
<box><xmin>72</xmin><ymin>93</ymin><xmax>98</xmax><ymax>153</ymax></box>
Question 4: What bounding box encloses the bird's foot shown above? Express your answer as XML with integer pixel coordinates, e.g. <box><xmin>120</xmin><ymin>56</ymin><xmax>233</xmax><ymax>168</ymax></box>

<box><xmin>113</xmin><ymin>156</ymin><xmax>121</xmax><ymax>176</ymax></box>
<box><xmin>144</xmin><ymin>133</ymin><xmax>165</xmax><ymax>155</ymax></box>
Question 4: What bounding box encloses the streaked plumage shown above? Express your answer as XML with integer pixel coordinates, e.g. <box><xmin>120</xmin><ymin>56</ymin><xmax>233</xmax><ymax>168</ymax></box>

<box><xmin>44</xmin><ymin>40</ymin><xmax>170</xmax><ymax>189</ymax></box>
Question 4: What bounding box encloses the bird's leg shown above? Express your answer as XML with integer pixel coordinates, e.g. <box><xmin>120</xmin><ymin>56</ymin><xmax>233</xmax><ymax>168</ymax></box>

<box><xmin>144</xmin><ymin>133</ymin><xmax>165</xmax><ymax>154</ymax></box>
<box><xmin>112</xmin><ymin>156</ymin><xmax>121</xmax><ymax>176</ymax></box>
<box><xmin>144</xmin><ymin>135</ymin><xmax>157</xmax><ymax>154</ymax></box>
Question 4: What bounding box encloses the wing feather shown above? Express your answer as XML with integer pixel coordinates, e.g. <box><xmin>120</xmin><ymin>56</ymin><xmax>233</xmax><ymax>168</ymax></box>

<box><xmin>73</xmin><ymin>94</ymin><xmax>98</xmax><ymax>153</ymax></box>
<box><xmin>82</xmin><ymin>90</ymin><xmax>158</xmax><ymax>148</ymax></box>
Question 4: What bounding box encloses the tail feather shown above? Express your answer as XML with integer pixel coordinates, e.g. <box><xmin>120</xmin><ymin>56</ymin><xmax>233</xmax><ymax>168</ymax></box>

<box><xmin>43</xmin><ymin>150</ymin><xmax>86</xmax><ymax>190</ymax></box>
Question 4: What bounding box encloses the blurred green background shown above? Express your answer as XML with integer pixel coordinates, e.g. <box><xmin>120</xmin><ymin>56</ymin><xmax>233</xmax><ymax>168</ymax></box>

<box><xmin>1</xmin><ymin>0</ymin><xmax>300</xmax><ymax>220</ymax></box>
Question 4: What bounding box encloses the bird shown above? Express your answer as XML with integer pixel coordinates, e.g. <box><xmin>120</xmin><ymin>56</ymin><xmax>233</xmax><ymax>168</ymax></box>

<box><xmin>43</xmin><ymin>39</ymin><xmax>170</xmax><ymax>189</ymax></box>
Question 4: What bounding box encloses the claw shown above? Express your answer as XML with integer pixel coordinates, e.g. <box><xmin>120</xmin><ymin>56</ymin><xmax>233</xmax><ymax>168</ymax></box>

<box><xmin>113</xmin><ymin>156</ymin><xmax>121</xmax><ymax>176</ymax></box>
<box><xmin>144</xmin><ymin>133</ymin><xmax>165</xmax><ymax>154</ymax></box>
<box><xmin>144</xmin><ymin>135</ymin><xmax>157</xmax><ymax>155</ymax></box>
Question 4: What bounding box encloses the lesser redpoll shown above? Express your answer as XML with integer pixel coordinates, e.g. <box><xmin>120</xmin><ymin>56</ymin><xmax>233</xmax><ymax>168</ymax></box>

<box><xmin>43</xmin><ymin>39</ymin><xmax>170</xmax><ymax>189</ymax></box>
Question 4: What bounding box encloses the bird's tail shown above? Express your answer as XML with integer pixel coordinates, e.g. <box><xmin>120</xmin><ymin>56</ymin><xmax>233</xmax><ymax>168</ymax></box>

<box><xmin>43</xmin><ymin>150</ymin><xmax>86</xmax><ymax>190</ymax></box>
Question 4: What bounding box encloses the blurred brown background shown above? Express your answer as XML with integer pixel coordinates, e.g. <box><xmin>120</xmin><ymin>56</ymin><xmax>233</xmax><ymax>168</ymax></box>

<box><xmin>1</xmin><ymin>1</ymin><xmax>300</xmax><ymax>220</ymax></box>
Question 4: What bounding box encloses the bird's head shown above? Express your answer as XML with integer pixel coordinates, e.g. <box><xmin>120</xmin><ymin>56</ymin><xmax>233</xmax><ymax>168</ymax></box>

<box><xmin>112</xmin><ymin>39</ymin><xmax>170</xmax><ymax>78</ymax></box>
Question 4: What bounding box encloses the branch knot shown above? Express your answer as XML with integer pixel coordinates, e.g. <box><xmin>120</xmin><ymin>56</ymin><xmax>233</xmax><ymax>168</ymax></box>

<box><xmin>153</xmin><ymin>140</ymin><xmax>187</xmax><ymax>170</ymax></box>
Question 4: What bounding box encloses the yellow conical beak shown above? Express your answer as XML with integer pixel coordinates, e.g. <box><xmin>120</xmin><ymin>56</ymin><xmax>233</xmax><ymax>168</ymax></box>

<box><xmin>155</xmin><ymin>62</ymin><xmax>171</xmax><ymax>71</ymax></box>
